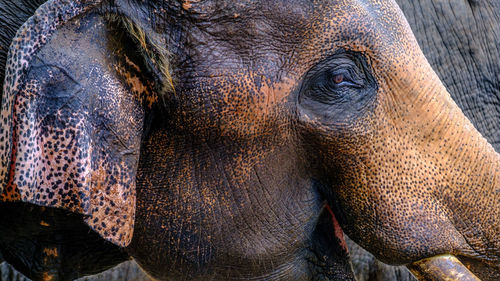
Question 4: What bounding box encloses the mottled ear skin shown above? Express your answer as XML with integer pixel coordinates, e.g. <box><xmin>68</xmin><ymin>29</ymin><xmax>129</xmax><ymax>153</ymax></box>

<box><xmin>0</xmin><ymin>0</ymin><xmax>47</xmax><ymax>98</ymax></box>
<box><xmin>0</xmin><ymin>203</ymin><xmax>129</xmax><ymax>281</ymax></box>
<box><xmin>0</xmin><ymin>0</ymin><xmax>144</xmax><ymax>246</ymax></box>
<box><xmin>0</xmin><ymin>0</ymin><xmax>149</xmax><ymax>279</ymax></box>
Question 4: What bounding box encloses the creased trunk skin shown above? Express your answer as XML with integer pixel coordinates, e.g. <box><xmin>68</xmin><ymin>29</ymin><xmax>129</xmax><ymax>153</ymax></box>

<box><xmin>348</xmin><ymin>1</ymin><xmax>500</xmax><ymax>280</ymax></box>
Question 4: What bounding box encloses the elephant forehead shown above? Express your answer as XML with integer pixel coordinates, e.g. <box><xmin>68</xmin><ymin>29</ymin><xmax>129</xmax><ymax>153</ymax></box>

<box><xmin>295</xmin><ymin>0</ymin><xmax>421</xmax><ymax>75</ymax></box>
<box><xmin>157</xmin><ymin>0</ymin><xmax>429</xmax><ymax>147</ymax></box>
<box><xmin>181</xmin><ymin>0</ymin><xmax>416</xmax><ymax>66</ymax></box>
<box><xmin>179</xmin><ymin>0</ymin><xmax>421</xmax><ymax>100</ymax></box>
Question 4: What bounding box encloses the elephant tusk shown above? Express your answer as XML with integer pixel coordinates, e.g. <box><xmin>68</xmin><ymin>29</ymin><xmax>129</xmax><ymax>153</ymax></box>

<box><xmin>407</xmin><ymin>255</ymin><xmax>481</xmax><ymax>281</ymax></box>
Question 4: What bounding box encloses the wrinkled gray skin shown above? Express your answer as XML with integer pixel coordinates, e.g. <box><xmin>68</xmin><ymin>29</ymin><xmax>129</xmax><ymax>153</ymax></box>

<box><xmin>0</xmin><ymin>0</ymin><xmax>498</xmax><ymax>280</ymax></box>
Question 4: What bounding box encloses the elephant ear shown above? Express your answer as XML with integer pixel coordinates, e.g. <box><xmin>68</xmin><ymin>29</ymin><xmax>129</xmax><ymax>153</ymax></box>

<box><xmin>0</xmin><ymin>0</ymin><xmax>147</xmax><ymax>247</ymax></box>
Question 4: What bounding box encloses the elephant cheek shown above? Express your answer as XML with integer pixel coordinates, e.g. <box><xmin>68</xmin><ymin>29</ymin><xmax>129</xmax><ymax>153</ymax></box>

<box><xmin>0</xmin><ymin>9</ymin><xmax>143</xmax><ymax>247</ymax></box>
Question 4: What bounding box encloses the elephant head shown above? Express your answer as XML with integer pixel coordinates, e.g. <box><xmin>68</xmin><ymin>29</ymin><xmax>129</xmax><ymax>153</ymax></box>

<box><xmin>0</xmin><ymin>0</ymin><xmax>498</xmax><ymax>280</ymax></box>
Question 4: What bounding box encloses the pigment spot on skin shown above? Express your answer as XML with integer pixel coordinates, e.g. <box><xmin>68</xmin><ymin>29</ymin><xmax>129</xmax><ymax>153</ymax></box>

<box><xmin>181</xmin><ymin>0</ymin><xmax>193</xmax><ymax>10</ymax></box>
<box><xmin>43</xmin><ymin>247</ymin><xmax>58</xmax><ymax>258</ymax></box>
<box><xmin>42</xmin><ymin>272</ymin><xmax>53</xmax><ymax>281</ymax></box>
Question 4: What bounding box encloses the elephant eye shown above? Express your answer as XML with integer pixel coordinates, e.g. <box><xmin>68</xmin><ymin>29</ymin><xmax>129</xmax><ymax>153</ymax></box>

<box><xmin>298</xmin><ymin>50</ymin><xmax>378</xmax><ymax>123</ymax></box>
<box><xmin>333</xmin><ymin>73</ymin><xmax>344</xmax><ymax>84</ymax></box>
<box><xmin>328</xmin><ymin>68</ymin><xmax>363</xmax><ymax>89</ymax></box>
<box><xmin>306</xmin><ymin>66</ymin><xmax>364</xmax><ymax>103</ymax></box>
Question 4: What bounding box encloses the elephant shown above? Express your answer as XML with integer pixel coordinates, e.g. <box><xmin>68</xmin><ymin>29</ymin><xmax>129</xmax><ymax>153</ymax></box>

<box><xmin>0</xmin><ymin>0</ymin><xmax>498</xmax><ymax>281</ymax></box>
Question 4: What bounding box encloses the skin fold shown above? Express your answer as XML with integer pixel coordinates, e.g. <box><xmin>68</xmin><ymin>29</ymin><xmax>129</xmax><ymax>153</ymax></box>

<box><xmin>0</xmin><ymin>0</ymin><xmax>498</xmax><ymax>280</ymax></box>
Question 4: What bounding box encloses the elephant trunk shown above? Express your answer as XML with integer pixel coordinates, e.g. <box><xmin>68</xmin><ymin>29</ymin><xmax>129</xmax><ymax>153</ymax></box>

<box><xmin>400</xmin><ymin>58</ymin><xmax>500</xmax><ymax>280</ymax></box>
<box><xmin>428</xmin><ymin>78</ymin><xmax>499</xmax><ymax>277</ymax></box>
<box><xmin>338</xmin><ymin>33</ymin><xmax>500</xmax><ymax>280</ymax></box>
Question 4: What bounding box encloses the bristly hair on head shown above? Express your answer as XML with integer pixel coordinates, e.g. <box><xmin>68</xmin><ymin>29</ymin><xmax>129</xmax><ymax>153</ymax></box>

<box><xmin>105</xmin><ymin>13</ymin><xmax>176</xmax><ymax>98</ymax></box>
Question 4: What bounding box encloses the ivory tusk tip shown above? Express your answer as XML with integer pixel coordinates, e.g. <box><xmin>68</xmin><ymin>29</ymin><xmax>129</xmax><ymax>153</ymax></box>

<box><xmin>407</xmin><ymin>254</ymin><xmax>481</xmax><ymax>281</ymax></box>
